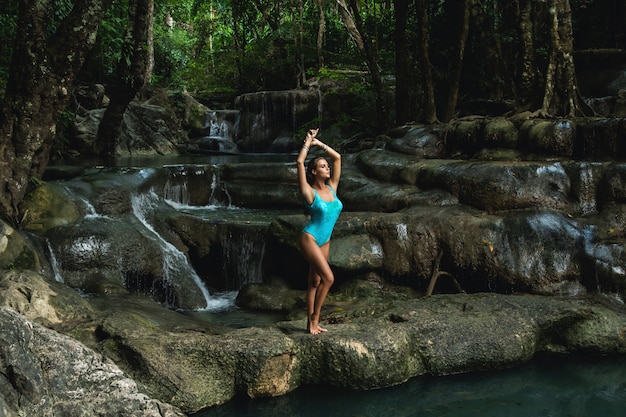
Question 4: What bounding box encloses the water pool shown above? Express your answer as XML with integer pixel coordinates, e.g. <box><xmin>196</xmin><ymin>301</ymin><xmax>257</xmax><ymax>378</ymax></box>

<box><xmin>192</xmin><ymin>353</ymin><xmax>626</xmax><ymax>417</ymax></box>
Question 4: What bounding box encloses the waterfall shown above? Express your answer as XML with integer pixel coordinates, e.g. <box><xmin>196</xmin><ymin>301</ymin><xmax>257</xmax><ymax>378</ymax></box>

<box><xmin>46</xmin><ymin>239</ymin><xmax>64</xmax><ymax>283</ymax></box>
<box><xmin>235</xmin><ymin>89</ymin><xmax>320</xmax><ymax>150</ymax></box>
<box><xmin>206</xmin><ymin>111</ymin><xmax>230</xmax><ymax>139</ymax></box>
<box><xmin>209</xmin><ymin>171</ymin><xmax>233</xmax><ymax>207</ymax></box>
<box><xmin>160</xmin><ymin>165</ymin><xmax>232</xmax><ymax>208</ymax></box>
<box><xmin>130</xmin><ymin>191</ymin><xmax>231</xmax><ymax>311</ymax></box>
<box><xmin>396</xmin><ymin>223</ymin><xmax>409</xmax><ymax>243</ymax></box>
<box><xmin>577</xmin><ymin>162</ymin><xmax>599</xmax><ymax>216</ymax></box>
<box><xmin>163</xmin><ymin>179</ymin><xmax>190</xmax><ymax>206</ymax></box>
<box><xmin>203</xmin><ymin>110</ymin><xmax>239</xmax><ymax>142</ymax></box>
<box><xmin>220</xmin><ymin>228</ymin><xmax>266</xmax><ymax>289</ymax></box>
<box><xmin>158</xmin><ymin>165</ymin><xmax>266</xmax><ymax>291</ymax></box>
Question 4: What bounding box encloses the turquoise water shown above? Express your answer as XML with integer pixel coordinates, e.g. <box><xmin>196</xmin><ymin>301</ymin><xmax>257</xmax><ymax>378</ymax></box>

<box><xmin>193</xmin><ymin>354</ymin><xmax>626</xmax><ymax>417</ymax></box>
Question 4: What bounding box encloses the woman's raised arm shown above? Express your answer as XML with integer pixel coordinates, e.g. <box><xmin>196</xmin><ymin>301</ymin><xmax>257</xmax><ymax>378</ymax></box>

<box><xmin>297</xmin><ymin>128</ymin><xmax>318</xmax><ymax>205</ymax></box>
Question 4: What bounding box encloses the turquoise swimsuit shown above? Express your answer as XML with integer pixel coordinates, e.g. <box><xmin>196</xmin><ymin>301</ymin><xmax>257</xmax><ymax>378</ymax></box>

<box><xmin>302</xmin><ymin>185</ymin><xmax>343</xmax><ymax>246</ymax></box>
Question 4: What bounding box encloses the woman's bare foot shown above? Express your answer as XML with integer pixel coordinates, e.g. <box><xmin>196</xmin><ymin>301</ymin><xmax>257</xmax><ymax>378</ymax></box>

<box><xmin>307</xmin><ymin>314</ymin><xmax>327</xmax><ymax>335</ymax></box>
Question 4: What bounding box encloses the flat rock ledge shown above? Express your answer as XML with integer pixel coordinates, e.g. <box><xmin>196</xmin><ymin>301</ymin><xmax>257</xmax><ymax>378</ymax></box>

<box><xmin>2</xmin><ymin>270</ymin><xmax>626</xmax><ymax>414</ymax></box>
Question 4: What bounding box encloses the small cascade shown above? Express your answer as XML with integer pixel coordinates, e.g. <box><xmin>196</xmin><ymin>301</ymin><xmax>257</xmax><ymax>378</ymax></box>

<box><xmin>396</xmin><ymin>223</ymin><xmax>409</xmax><ymax>246</ymax></box>
<box><xmin>203</xmin><ymin>110</ymin><xmax>239</xmax><ymax>142</ymax></box>
<box><xmin>60</xmin><ymin>184</ymin><xmax>108</xmax><ymax>220</ymax></box>
<box><xmin>184</xmin><ymin>110</ymin><xmax>240</xmax><ymax>154</ymax></box>
<box><xmin>156</xmin><ymin>165</ymin><xmax>234</xmax><ymax>207</ymax></box>
<box><xmin>208</xmin><ymin>171</ymin><xmax>233</xmax><ymax>207</ymax></box>
<box><xmin>576</xmin><ymin>162</ymin><xmax>601</xmax><ymax>216</ymax></box>
<box><xmin>163</xmin><ymin>179</ymin><xmax>190</xmax><ymax>206</ymax></box>
<box><xmin>235</xmin><ymin>89</ymin><xmax>320</xmax><ymax>151</ymax></box>
<box><xmin>204</xmin><ymin>110</ymin><xmax>239</xmax><ymax>141</ymax></box>
<box><xmin>78</xmin><ymin>196</ymin><xmax>99</xmax><ymax>218</ymax></box>
<box><xmin>131</xmin><ymin>191</ymin><xmax>224</xmax><ymax>310</ymax></box>
<box><xmin>45</xmin><ymin>239</ymin><xmax>64</xmax><ymax>283</ymax></box>
<box><xmin>220</xmin><ymin>227</ymin><xmax>266</xmax><ymax>289</ymax></box>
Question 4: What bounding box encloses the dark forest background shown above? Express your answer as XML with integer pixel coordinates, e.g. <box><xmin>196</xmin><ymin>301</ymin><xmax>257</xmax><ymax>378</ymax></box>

<box><xmin>0</xmin><ymin>0</ymin><xmax>625</xmax><ymax>224</ymax></box>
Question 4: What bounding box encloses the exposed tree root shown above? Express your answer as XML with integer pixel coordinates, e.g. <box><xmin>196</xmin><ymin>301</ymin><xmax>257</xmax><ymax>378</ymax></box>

<box><xmin>426</xmin><ymin>250</ymin><xmax>466</xmax><ymax>296</ymax></box>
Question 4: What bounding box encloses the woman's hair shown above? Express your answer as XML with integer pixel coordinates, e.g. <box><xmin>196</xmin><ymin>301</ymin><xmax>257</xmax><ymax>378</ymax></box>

<box><xmin>305</xmin><ymin>156</ymin><xmax>327</xmax><ymax>185</ymax></box>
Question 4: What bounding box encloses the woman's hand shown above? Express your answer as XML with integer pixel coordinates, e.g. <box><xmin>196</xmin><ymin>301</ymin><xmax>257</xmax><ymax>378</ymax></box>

<box><xmin>305</xmin><ymin>128</ymin><xmax>319</xmax><ymax>143</ymax></box>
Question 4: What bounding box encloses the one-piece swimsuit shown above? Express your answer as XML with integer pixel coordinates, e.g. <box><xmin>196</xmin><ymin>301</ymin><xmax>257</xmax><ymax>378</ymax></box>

<box><xmin>302</xmin><ymin>185</ymin><xmax>343</xmax><ymax>247</ymax></box>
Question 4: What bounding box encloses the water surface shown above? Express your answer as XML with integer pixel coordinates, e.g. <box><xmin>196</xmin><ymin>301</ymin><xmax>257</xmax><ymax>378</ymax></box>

<box><xmin>193</xmin><ymin>354</ymin><xmax>626</xmax><ymax>417</ymax></box>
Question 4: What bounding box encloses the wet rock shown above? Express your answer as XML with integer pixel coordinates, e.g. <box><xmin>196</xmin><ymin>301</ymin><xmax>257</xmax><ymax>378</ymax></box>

<box><xmin>355</xmin><ymin>150</ymin><xmax>572</xmax><ymax>213</ymax></box>
<box><xmin>483</xmin><ymin>117</ymin><xmax>519</xmax><ymax>149</ymax></box>
<box><xmin>71</xmin><ymin>101</ymin><xmax>184</xmax><ymax>157</ymax></box>
<box><xmin>445</xmin><ymin>117</ymin><xmax>488</xmax><ymax>156</ymax></box>
<box><xmin>235</xmin><ymin>89</ymin><xmax>319</xmax><ymax>151</ymax></box>
<box><xmin>0</xmin><ymin>307</ymin><xmax>185</xmax><ymax>417</ymax></box>
<box><xmin>386</xmin><ymin>125</ymin><xmax>446</xmax><ymax>158</ymax></box>
<box><xmin>575</xmin><ymin>118</ymin><xmax>626</xmax><ymax>160</ymax></box>
<box><xmin>521</xmin><ymin>119</ymin><xmax>576</xmax><ymax>157</ymax></box>
<box><xmin>0</xmin><ymin>221</ymin><xmax>44</xmax><ymax>272</ymax></box>
<box><xmin>236</xmin><ymin>278</ymin><xmax>303</xmax><ymax>311</ymax></box>
<box><xmin>20</xmin><ymin>182</ymin><xmax>84</xmax><ymax>231</ymax></box>
<box><xmin>49</xmin><ymin>289</ymin><xmax>626</xmax><ymax>412</ymax></box>
<box><xmin>263</xmin><ymin>203</ymin><xmax>626</xmax><ymax>298</ymax></box>
<box><xmin>0</xmin><ymin>270</ymin><xmax>93</xmax><ymax>327</ymax></box>
<box><xmin>46</xmin><ymin>215</ymin><xmax>207</xmax><ymax>309</ymax></box>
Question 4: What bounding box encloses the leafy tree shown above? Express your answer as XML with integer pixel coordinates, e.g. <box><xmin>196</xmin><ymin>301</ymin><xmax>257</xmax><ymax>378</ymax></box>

<box><xmin>0</xmin><ymin>0</ymin><xmax>112</xmax><ymax>224</ymax></box>
<box><xmin>336</xmin><ymin>0</ymin><xmax>389</xmax><ymax>129</ymax></box>
<box><xmin>95</xmin><ymin>0</ymin><xmax>154</xmax><ymax>157</ymax></box>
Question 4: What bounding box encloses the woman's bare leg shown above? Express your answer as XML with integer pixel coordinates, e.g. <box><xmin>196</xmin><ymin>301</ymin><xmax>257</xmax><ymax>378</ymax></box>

<box><xmin>300</xmin><ymin>233</ymin><xmax>334</xmax><ymax>334</ymax></box>
<box><xmin>306</xmin><ymin>268</ymin><xmax>320</xmax><ymax>332</ymax></box>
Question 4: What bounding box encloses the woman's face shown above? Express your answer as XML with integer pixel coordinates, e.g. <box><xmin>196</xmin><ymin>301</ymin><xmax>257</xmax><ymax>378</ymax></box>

<box><xmin>312</xmin><ymin>158</ymin><xmax>331</xmax><ymax>179</ymax></box>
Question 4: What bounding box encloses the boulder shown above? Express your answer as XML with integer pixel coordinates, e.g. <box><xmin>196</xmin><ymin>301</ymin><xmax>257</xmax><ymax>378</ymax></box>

<box><xmin>0</xmin><ymin>270</ymin><xmax>93</xmax><ymax>327</ymax></box>
<box><xmin>0</xmin><ymin>307</ymin><xmax>184</xmax><ymax>417</ymax></box>
<box><xmin>0</xmin><ymin>222</ymin><xmax>44</xmax><ymax>272</ymax></box>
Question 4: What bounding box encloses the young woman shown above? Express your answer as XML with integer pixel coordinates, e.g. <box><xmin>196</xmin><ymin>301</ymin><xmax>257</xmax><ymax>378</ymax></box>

<box><xmin>297</xmin><ymin>128</ymin><xmax>343</xmax><ymax>335</ymax></box>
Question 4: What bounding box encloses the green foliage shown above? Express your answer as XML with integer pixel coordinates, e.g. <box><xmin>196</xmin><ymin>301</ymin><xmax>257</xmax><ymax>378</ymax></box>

<box><xmin>0</xmin><ymin>2</ymin><xmax>18</xmax><ymax>94</ymax></box>
<box><xmin>80</xmin><ymin>0</ymin><xmax>129</xmax><ymax>82</ymax></box>
<box><xmin>152</xmin><ymin>24</ymin><xmax>194</xmax><ymax>89</ymax></box>
<box><xmin>1</xmin><ymin>0</ymin><xmax>620</xmax><ymax>122</ymax></box>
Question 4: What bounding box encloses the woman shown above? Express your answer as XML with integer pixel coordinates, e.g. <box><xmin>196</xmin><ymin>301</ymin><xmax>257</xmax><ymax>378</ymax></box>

<box><xmin>297</xmin><ymin>128</ymin><xmax>343</xmax><ymax>334</ymax></box>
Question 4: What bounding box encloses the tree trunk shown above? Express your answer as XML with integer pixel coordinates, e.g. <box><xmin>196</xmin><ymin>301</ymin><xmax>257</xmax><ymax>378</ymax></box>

<box><xmin>295</xmin><ymin>0</ymin><xmax>306</xmax><ymax>87</ymax></box>
<box><xmin>317</xmin><ymin>0</ymin><xmax>326</xmax><ymax>69</ymax></box>
<box><xmin>540</xmin><ymin>0</ymin><xmax>591</xmax><ymax>116</ymax></box>
<box><xmin>469</xmin><ymin>1</ymin><xmax>514</xmax><ymax>100</ymax></box>
<box><xmin>231</xmin><ymin>2</ymin><xmax>246</xmax><ymax>90</ymax></box>
<box><xmin>0</xmin><ymin>0</ymin><xmax>112</xmax><ymax>224</ymax></box>
<box><xmin>336</xmin><ymin>0</ymin><xmax>389</xmax><ymax>130</ymax></box>
<box><xmin>146</xmin><ymin>0</ymin><xmax>155</xmax><ymax>84</ymax></box>
<box><xmin>441</xmin><ymin>0</ymin><xmax>471</xmax><ymax>122</ymax></box>
<box><xmin>94</xmin><ymin>0</ymin><xmax>153</xmax><ymax>157</ymax></box>
<box><xmin>414</xmin><ymin>0</ymin><xmax>437</xmax><ymax>124</ymax></box>
<box><xmin>394</xmin><ymin>0</ymin><xmax>410</xmax><ymax>125</ymax></box>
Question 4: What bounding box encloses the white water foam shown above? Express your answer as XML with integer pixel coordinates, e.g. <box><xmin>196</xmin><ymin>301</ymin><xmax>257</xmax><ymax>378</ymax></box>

<box><xmin>46</xmin><ymin>238</ymin><xmax>64</xmax><ymax>283</ymax></box>
<box><xmin>131</xmin><ymin>191</ymin><xmax>231</xmax><ymax>311</ymax></box>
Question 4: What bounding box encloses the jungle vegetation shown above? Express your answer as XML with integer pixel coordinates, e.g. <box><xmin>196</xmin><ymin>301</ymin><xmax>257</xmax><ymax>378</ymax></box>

<box><xmin>0</xmin><ymin>0</ymin><xmax>624</xmax><ymax>224</ymax></box>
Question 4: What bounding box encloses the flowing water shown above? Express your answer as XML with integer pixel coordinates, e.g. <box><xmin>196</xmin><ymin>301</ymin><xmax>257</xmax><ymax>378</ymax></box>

<box><xmin>45</xmin><ymin>154</ymin><xmax>296</xmax><ymax>311</ymax></box>
<box><xmin>45</xmin><ymin>155</ymin><xmax>626</xmax><ymax>416</ymax></box>
<box><xmin>193</xmin><ymin>353</ymin><xmax>626</xmax><ymax>417</ymax></box>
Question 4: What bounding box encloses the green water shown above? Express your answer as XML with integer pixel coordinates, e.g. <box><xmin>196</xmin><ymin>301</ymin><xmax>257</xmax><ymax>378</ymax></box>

<box><xmin>193</xmin><ymin>354</ymin><xmax>626</xmax><ymax>417</ymax></box>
